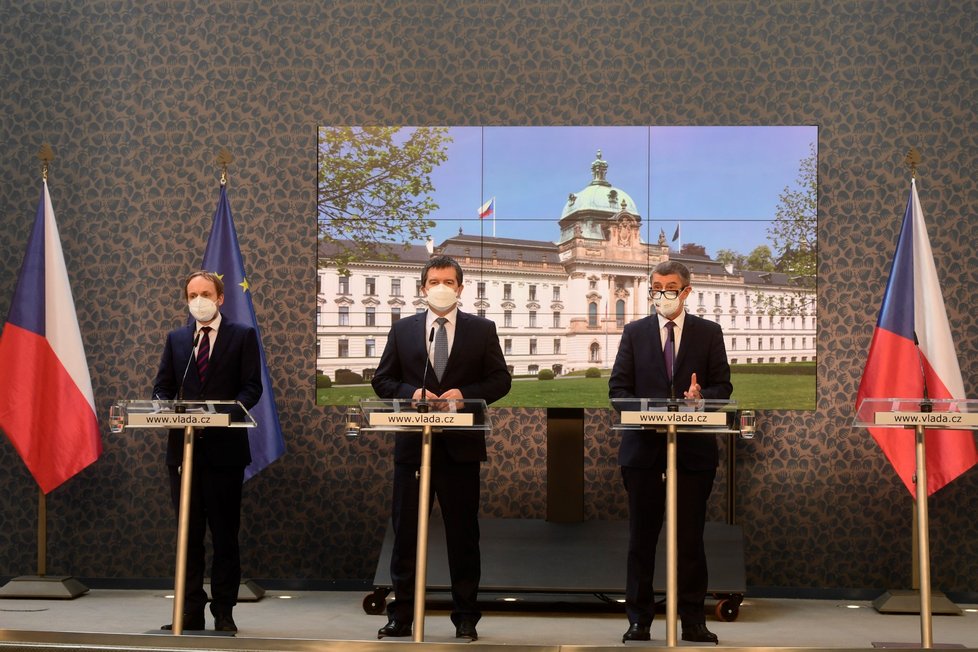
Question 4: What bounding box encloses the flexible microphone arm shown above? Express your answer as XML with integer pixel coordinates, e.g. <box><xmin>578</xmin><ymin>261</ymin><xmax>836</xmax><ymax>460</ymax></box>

<box><xmin>417</xmin><ymin>326</ymin><xmax>435</xmax><ymax>413</ymax></box>
<box><xmin>176</xmin><ymin>330</ymin><xmax>202</xmax><ymax>411</ymax></box>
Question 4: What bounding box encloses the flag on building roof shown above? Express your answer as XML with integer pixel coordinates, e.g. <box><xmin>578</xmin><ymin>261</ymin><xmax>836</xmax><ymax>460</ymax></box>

<box><xmin>672</xmin><ymin>223</ymin><xmax>680</xmax><ymax>242</ymax></box>
<box><xmin>0</xmin><ymin>181</ymin><xmax>102</xmax><ymax>493</ymax></box>
<box><xmin>855</xmin><ymin>179</ymin><xmax>978</xmax><ymax>496</ymax></box>
<box><xmin>478</xmin><ymin>197</ymin><xmax>495</xmax><ymax>220</ymax></box>
<box><xmin>201</xmin><ymin>185</ymin><xmax>285</xmax><ymax>480</ymax></box>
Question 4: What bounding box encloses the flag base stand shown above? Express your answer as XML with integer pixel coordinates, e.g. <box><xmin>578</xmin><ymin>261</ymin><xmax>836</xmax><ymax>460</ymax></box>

<box><xmin>203</xmin><ymin>578</ymin><xmax>265</xmax><ymax>602</ymax></box>
<box><xmin>872</xmin><ymin>589</ymin><xmax>962</xmax><ymax>615</ymax></box>
<box><xmin>0</xmin><ymin>575</ymin><xmax>89</xmax><ymax>599</ymax></box>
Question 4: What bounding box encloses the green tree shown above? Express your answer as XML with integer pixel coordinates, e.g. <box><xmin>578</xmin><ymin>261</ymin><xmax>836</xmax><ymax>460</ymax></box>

<box><xmin>318</xmin><ymin>126</ymin><xmax>452</xmax><ymax>272</ymax></box>
<box><xmin>715</xmin><ymin>248</ymin><xmax>745</xmax><ymax>271</ymax></box>
<box><xmin>745</xmin><ymin>245</ymin><xmax>776</xmax><ymax>271</ymax></box>
<box><xmin>754</xmin><ymin>142</ymin><xmax>817</xmax><ymax>315</ymax></box>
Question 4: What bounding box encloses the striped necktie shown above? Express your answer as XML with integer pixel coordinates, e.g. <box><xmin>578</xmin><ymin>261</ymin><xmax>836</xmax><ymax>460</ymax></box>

<box><xmin>196</xmin><ymin>326</ymin><xmax>212</xmax><ymax>384</ymax></box>
<box><xmin>433</xmin><ymin>317</ymin><xmax>448</xmax><ymax>381</ymax></box>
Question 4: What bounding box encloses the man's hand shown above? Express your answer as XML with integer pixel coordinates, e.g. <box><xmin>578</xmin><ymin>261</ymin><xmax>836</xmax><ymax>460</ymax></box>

<box><xmin>683</xmin><ymin>372</ymin><xmax>702</xmax><ymax>400</ymax></box>
<box><xmin>437</xmin><ymin>388</ymin><xmax>464</xmax><ymax>411</ymax></box>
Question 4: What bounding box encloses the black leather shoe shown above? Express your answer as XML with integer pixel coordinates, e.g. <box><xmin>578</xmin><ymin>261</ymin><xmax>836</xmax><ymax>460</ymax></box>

<box><xmin>682</xmin><ymin>623</ymin><xmax>718</xmax><ymax>644</ymax></box>
<box><xmin>455</xmin><ymin>620</ymin><xmax>478</xmax><ymax>641</ymax></box>
<box><xmin>161</xmin><ymin>613</ymin><xmax>205</xmax><ymax>631</ymax></box>
<box><xmin>377</xmin><ymin>619</ymin><xmax>412</xmax><ymax>638</ymax></box>
<box><xmin>622</xmin><ymin>622</ymin><xmax>651</xmax><ymax>642</ymax></box>
<box><xmin>213</xmin><ymin>612</ymin><xmax>237</xmax><ymax>633</ymax></box>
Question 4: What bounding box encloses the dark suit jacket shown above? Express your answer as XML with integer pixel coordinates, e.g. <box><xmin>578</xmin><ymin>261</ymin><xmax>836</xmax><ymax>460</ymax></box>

<box><xmin>609</xmin><ymin>312</ymin><xmax>732</xmax><ymax>471</ymax></box>
<box><xmin>371</xmin><ymin>310</ymin><xmax>511</xmax><ymax>465</ymax></box>
<box><xmin>152</xmin><ymin>317</ymin><xmax>263</xmax><ymax>467</ymax></box>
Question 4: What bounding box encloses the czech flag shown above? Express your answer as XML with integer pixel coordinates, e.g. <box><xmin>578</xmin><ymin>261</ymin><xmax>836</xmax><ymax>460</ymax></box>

<box><xmin>478</xmin><ymin>197</ymin><xmax>494</xmax><ymax>220</ymax></box>
<box><xmin>0</xmin><ymin>181</ymin><xmax>101</xmax><ymax>493</ymax></box>
<box><xmin>856</xmin><ymin>179</ymin><xmax>978</xmax><ymax>496</ymax></box>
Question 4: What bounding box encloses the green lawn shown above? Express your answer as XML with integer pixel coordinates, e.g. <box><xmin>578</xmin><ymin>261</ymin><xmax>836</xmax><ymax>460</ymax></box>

<box><xmin>317</xmin><ymin>363</ymin><xmax>815</xmax><ymax>410</ymax></box>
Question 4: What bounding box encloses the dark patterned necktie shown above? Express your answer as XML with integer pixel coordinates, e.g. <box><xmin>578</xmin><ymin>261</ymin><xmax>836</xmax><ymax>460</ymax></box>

<box><xmin>196</xmin><ymin>326</ymin><xmax>212</xmax><ymax>384</ymax></box>
<box><xmin>664</xmin><ymin>321</ymin><xmax>676</xmax><ymax>382</ymax></box>
<box><xmin>433</xmin><ymin>317</ymin><xmax>448</xmax><ymax>381</ymax></box>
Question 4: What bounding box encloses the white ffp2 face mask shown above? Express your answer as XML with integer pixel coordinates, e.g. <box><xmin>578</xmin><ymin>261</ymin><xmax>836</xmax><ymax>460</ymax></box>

<box><xmin>425</xmin><ymin>284</ymin><xmax>459</xmax><ymax>311</ymax></box>
<box><xmin>652</xmin><ymin>294</ymin><xmax>683</xmax><ymax>319</ymax></box>
<box><xmin>188</xmin><ymin>296</ymin><xmax>218</xmax><ymax>322</ymax></box>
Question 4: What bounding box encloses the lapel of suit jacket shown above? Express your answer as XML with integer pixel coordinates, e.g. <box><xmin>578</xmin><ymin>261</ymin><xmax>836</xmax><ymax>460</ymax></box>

<box><xmin>646</xmin><ymin>315</ymin><xmax>668</xmax><ymax>378</ymax></box>
<box><xmin>674</xmin><ymin>312</ymin><xmax>696</xmax><ymax>373</ymax></box>
<box><xmin>447</xmin><ymin>310</ymin><xmax>467</xmax><ymax>372</ymax></box>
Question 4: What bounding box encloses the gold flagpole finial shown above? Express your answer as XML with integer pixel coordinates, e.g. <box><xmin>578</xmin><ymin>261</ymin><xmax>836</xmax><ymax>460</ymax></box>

<box><xmin>217</xmin><ymin>148</ymin><xmax>233</xmax><ymax>186</ymax></box>
<box><xmin>38</xmin><ymin>144</ymin><xmax>55</xmax><ymax>182</ymax></box>
<box><xmin>904</xmin><ymin>147</ymin><xmax>921</xmax><ymax>180</ymax></box>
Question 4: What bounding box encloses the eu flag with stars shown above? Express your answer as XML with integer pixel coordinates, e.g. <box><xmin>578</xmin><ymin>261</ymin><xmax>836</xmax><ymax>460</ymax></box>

<box><xmin>201</xmin><ymin>186</ymin><xmax>285</xmax><ymax>480</ymax></box>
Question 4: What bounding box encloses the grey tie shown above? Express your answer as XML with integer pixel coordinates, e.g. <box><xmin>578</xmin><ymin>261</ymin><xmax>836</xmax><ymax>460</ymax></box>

<box><xmin>433</xmin><ymin>317</ymin><xmax>448</xmax><ymax>381</ymax></box>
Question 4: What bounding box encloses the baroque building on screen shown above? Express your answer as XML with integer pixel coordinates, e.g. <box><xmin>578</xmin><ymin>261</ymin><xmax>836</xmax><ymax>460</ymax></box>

<box><xmin>317</xmin><ymin>153</ymin><xmax>816</xmax><ymax>381</ymax></box>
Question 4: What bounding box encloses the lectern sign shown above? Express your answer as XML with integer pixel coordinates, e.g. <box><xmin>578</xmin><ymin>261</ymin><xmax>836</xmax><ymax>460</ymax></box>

<box><xmin>620</xmin><ymin>411</ymin><xmax>727</xmax><ymax>426</ymax></box>
<box><xmin>368</xmin><ymin>412</ymin><xmax>474</xmax><ymax>427</ymax></box>
<box><xmin>127</xmin><ymin>413</ymin><xmax>230</xmax><ymax>427</ymax></box>
<box><xmin>874</xmin><ymin>411</ymin><xmax>978</xmax><ymax>427</ymax></box>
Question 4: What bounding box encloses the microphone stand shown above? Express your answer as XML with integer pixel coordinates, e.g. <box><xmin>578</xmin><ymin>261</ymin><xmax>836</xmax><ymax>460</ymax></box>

<box><xmin>417</xmin><ymin>326</ymin><xmax>435</xmax><ymax>414</ymax></box>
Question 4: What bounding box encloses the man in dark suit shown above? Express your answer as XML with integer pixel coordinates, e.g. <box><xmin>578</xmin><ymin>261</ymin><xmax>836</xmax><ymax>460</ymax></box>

<box><xmin>609</xmin><ymin>260</ymin><xmax>731</xmax><ymax>645</ymax></box>
<box><xmin>152</xmin><ymin>270</ymin><xmax>262</xmax><ymax>633</ymax></box>
<box><xmin>371</xmin><ymin>255</ymin><xmax>511</xmax><ymax>642</ymax></box>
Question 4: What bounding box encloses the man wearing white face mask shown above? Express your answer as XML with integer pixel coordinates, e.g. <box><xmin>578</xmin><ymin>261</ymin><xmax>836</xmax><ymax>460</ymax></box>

<box><xmin>372</xmin><ymin>255</ymin><xmax>510</xmax><ymax>641</ymax></box>
<box><xmin>152</xmin><ymin>270</ymin><xmax>262</xmax><ymax>633</ymax></box>
<box><xmin>609</xmin><ymin>260</ymin><xmax>731</xmax><ymax>645</ymax></box>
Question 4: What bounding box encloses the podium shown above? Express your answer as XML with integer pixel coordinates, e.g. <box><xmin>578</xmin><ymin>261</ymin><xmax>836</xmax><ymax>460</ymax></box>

<box><xmin>355</xmin><ymin>398</ymin><xmax>490</xmax><ymax>643</ymax></box>
<box><xmin>611</xmin><ymin>397</ymin><xmax>737</xmax><ymax>648</ymax></box>
<box><xmin>853</xmin><ymin>397</ymin><xmax>978</xmax><ymax>648</ymax></box>
<box><xmin>110</xmin><ymin>399</ymin><xmax>256</xmax><ymax>636</ymax></box>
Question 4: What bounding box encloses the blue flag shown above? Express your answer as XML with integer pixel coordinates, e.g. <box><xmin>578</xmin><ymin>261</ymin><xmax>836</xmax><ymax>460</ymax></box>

<box><xmin>201</xmin><ymin>186</ymin><xmax>285</xmax><ymax>480</ymax></box>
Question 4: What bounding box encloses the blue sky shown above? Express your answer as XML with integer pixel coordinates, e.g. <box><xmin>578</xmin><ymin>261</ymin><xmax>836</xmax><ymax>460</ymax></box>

<box><xmin>422</xmin><ymin>125</ymin><xmax>817</xmax><ymax>257</ymax></box>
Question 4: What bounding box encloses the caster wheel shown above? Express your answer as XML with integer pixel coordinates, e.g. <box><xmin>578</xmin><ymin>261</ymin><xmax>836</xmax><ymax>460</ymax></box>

<box><xmin>362</xmin><ymin>589</ymin><xmax>388</xmax><ymax>615</ymax></box>
<box><xmin>715</xmin><ymin>598</ymin><xmax>739</xmax><ymax>622</ymax></box>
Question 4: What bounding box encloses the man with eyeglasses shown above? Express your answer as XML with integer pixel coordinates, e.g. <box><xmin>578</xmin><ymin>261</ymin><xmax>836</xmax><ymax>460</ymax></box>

<box><xmin>610</xmin><ymin>260</ymin><xmax>732</xmax><ymax>645</ymax></box>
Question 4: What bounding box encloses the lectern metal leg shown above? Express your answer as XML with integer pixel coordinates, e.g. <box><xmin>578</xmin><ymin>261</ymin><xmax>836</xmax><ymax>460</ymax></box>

<box><xmin>665</xmin><ymin>424</ymin><xmax>678</xmax><ymax>647</ymax></box>
<box><xmin>413</xmin><ymin>424</ymin><xmax>434</xmax><ymax>643</ymax></box>
<box><xmin>172</xmin><ymin>425</ymin><xmax>197</xmax><ymax>636</ymax></box>
<box><xmin>914</xmin><ymin>425</ymin><xmax>933</xmax><ymax>649</ymax></box>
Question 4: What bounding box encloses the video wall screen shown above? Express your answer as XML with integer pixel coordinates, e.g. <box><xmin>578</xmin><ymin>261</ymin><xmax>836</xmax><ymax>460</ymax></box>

<box><xmin>317</xmin><ymin>126</ymin><xmax>817</xmax><ymax>409</ymax></box>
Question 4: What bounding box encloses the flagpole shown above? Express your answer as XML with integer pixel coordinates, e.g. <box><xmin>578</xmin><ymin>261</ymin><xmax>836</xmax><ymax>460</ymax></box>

<box><xmin>493</xmin><ymin>197</ymin><xmax>496</xmax><ymax>238</ymax></box>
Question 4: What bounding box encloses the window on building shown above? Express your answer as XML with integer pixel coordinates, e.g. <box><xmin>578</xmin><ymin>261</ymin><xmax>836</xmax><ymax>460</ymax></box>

<box><xmin>589</xmin><ymin>279</ymin><xmax>597</xmax><ymax>290</ymax></box>
<box><xmin>698</xmin><ymin>292</ymin><xmax>704</xmax><ymax>306</ymax></box>
<box><xmin>616</xmin><ymin>299</ymin><xmax>625</xmax><ymax>328</ymax></box>
<box><xmin>746</xmin><ymin>337</ymin><xmax>752</xmax><ymax>350</ymax></box>
<box><xmin>365</xmin><ymin>277</ymin><xmax>376</xmax><ymax>295</ymax></box>
<box><xmin>757</xmin><ymin>316</ymin><xmax>762</xmax><ymax>328</ymax></box>
<box><xmin>769</xmin><ymin>337</ymin><xmax>774</xmax><ymax>349</ymax></box>
<box><xmin>503</xmin><ymin>284</ymin><xmax>512</xmax><ymax>300</ymax></box>
<box><xmin>730</xmin><ymin>315</ymin><xmax>736</xmax><ymax>328</ymax></box>
<box><xmin>529</xmin><ymin>338</ymin><xmax>537</xmax><ymax>355</ymax></box>
<box><xmin>477</xmin><ymin>308</ymin><xmax>486</xmax><ymax>318</ymax></box>
<box><xmin>553</xmin><ymin>338</ymin><xmax>561</xmax><ymax>354</ymax></box>
<box><xmin>528</xmin><ymin>364</ymin><xmax>539</xmax><ymax>375</ymax></box>
<box><xmin>715</xmin><ymin>293</ymin><xmax>721</xmax><ymax>307</ymax></box>
<box><xmin>529</xmin><ymin>311</ymin><xmax>537</xmax><ymax>327</ymax></box>
<box><xmin>588</xmin><ymin>302</ymin><xmax>598</xmax><ymax>327</ymax></box>
<box><xmin>758</xmin><ymin>339</ymin><xmax>763</xmax><ymax>350</ymax></box>
<box><xmin>781</xmin><ymin>337</ymin><xmax>786</xmax><ymax>349</ymax></box>
<box><xmin>730</xmin><ymin>295</ymin><xmax>736</xmax><ymax>307</ymax></box>
<box><xmin>504</xmin><ymin>338</ymin><xmax>512</xmax><ymax>355</ymax></box>
<box><xmin>391</xmin><ymin>278</ymin><xmax>401</xmax><ymax>296</ymax></box>
<box><xmin>553</xmin><ymin>311</ymin><xmax>561</xmax><ymax>328</ymax></box>
<box><xmin>769</xmin><ymin>316</ymin><xmax>775</xmax><ymax>328</ymax></box>
<box><xmin>338</xmin><ymin>339</ymin><xmax>349</xmax><ymax>358</ymax></box>
<box><xmin>477</xmin><ymin>281</ymin><xmax>486</xmax><ymax>298</ymax></box>
<box><xmin>338</xmin><ymin>306</ymin><xmax>349</xmax><ymax>326</ymax></box>
<box><xmin>504</xmin><ymin>310</ymin><xmax>512</xmax><ymax>328</ymax></box>
<box><xmin>553</xmin><ymin>286</ymin><xmax>561</xmax><ymax>301</ymax></box>
<box><xmin>529</xmin><ymin>285</ymin><xmax>537</xmax><ymax>301</ymax></box>
<box><xmin>338</xmin><ymin>275</ymin><xmax>350</xmax><ymax>294</ymax></box>
<box><xmin>365</xmin><ymin>338</ymin><xmax>376</xmax><ymax>357</ymax></box>
<box><xmin>365</xmin><ymin>307</ymin><xmax>375</xmax><ymax>326</ymax></box>
<box><xmin>792</xmin><ymin>337</ymin><xmax>797</xmax><ymax>349</ymax></box>
<box><xmin>415</xmin><ymin>280</ymin><xmax>423</xmax><ymax>296</ymax></box>
<box><xmin>589</xmin><ymin>342</ymin><xmax>600</xmax><ymax>362</ymax></box>
<box><xmin>731</xmin><ymin>337</ymin><xmax>737</xmax><ymax>350</ymax></box>
<box><xmin>391</xmin><ymin>307</ymin><xmax>401</xmax><ymax>323</ymax></box>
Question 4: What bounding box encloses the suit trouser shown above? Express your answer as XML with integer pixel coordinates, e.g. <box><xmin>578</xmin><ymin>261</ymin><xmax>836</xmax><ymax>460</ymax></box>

<box><xmin>168</xmin><ymin>463</ymin><xmax>244</xmax><ymax>616</ymax></box>
<box><xmin>389</xmin><ymin>460</ymin><xmax>482</xmax><ymax>625</ymax></box>
<box><xmin>621</xmin><ymin>464</ymin><xmax>716</xmax><ymax>627</ymax></box>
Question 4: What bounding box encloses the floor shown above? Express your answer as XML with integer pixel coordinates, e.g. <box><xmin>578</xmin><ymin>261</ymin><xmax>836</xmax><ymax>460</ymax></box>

<box><xmin>1</xmin><ymin>588</ymin><xmax>977</xmax><ymax>650</ymax></box>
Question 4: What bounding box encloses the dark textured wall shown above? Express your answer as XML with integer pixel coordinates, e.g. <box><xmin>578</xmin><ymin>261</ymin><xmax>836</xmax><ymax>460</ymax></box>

<box><xmin>1</xmin><ymin>1</ymin><xmax>977</xmax><ymax>594</ymax></box>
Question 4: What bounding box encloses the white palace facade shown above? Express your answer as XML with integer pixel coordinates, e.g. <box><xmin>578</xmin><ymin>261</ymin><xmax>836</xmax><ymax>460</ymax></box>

<box><xmin>317</xmin><ymin>153</ymin><xmax>816</xmax><ymax>381</ymax></box>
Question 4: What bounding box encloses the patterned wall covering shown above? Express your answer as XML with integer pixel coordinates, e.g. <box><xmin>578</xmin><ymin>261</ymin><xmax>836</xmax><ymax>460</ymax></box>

<box><xmin>1</xmin><ymin>1</ymin><xmax>977</xmax><ymax>595</ymax></box>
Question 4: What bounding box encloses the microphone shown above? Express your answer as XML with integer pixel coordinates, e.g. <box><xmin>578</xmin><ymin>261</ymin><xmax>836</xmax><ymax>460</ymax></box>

<box><xmin>417</xmin><ymin>326</ymin><xmax>435</xmax><ymax>413</ymax></box>
<box><xmin>176</xmin><ymin>330</ymin><xmax>202</xmax><ymax>412</ymax></box>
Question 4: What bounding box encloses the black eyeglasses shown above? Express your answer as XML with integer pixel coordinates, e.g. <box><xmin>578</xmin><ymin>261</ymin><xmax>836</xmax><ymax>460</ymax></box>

<box><xmin>649</xmin><ymin>288</ymin><xmax>687</xmax><ymax>300</ymax></box>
